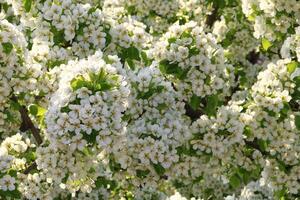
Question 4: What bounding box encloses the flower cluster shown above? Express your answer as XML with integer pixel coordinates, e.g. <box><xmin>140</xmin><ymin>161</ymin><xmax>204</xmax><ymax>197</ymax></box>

<box><xmin>0</xmin><ymin>132</ymin><xmax>34</xmax><ymax>198</ymax></box>
<box><xmin>241</xmin><ymin>0</ymin><xmax>300</xmax><ymax>41</ymax></box>
<box><xmin>281</xmin><ymin>27</ymin><xmax>300</xmax><ymax>61</ymax></box>
<box><xmin>151</xmin><ymin>21</ymin><xmax>234</xmax><ymax>101</ymax></box>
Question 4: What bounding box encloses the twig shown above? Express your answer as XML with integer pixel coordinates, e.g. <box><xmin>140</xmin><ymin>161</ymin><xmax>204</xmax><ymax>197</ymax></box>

<box><xmin>19</xmin><ymin>105</ymin><xmax>43</xmax><ymax>145</ymax></box>
<box><xmin>23</xmin><ymin>162</ymin><xmax>37</xmax><ymax>174</ymax></box>
<box><xmin>206</xmin><ymin>3</ymin><xmax>219</xmax><ymax>28</ymax></box>
<box><xmin>11</xmin><ymin>96</ymin><xmax>43</xmax><ymax>145</ymax></box>
<box><xmin>11</xmin><ymin>96</ymin><xmax>42</xmax><ymax>174</ymax></box>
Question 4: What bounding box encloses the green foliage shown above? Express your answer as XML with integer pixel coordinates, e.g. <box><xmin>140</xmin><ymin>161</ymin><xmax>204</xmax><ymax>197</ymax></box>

<box><xmin>221</xmin><ymin>29</ymin><xmax>236</xmax><ymax>48</ymax></box>
<box><xmin>136</xmin><ymin>83</ymin><xmax>164</xmax><ymax>99</ymax></box>
<box><xmin>159</xmin><ymin>60</ymin><xmax>189</xmax><ymax>80</ymax></box>
<box><xmin>261</xmin><ymin>38</ymin><xmax>272</xmax><ymax>51</ymax></box>
<box><xmin>152</xmin><ymin>162</ymin><xmax>165</xmax><ymax>176</ymax></box>
<box><xmin>121</xmin><ymin>46</ymin><xmax>140</xmax><ymax>61</ymax></box>
<box><xmin>23</xmin><ymin>0</ymin><xmax>32</xmax><ymax>12</ymax></box>
<box><xmin>51</xmin><ymin>26</ymin><xmax>67</xmax><ymax>46</ymax></box>
<box><xmin>204</xmin><ymin>94</ymin><xmax>219</xmax><ymax>116</ymax></box>
<box><xmin>141</xmin><ymin>51</ymin><xmax>152</xmax><ymax>66</ymax></box>
<box><xmin>287</xmin><ymin>61</ymin><xmax>299</xmax><ymax>74</ymax></box>
<box><xmin>82</xmin><ymin>130</ymin><xmax>97</xmax><ymax>144</ymax></box>
<box><xmin>189</xmin><ymin>94</ymin><xmax>201</xmax><ymax>111</ymax></box>
<box><xmin>46</xmin><ymin>60</ymin><xmax>66</xmax><ymax>69</ymax></box>
<box><xmin>0</xmin><ymin>189</ymin><xmax>21</xmax><ymax>199</ymax></box>
<box><xmin>28</xmin><ymin>104</ymin><xmax>46</xmax><ymax>126</ymax></box>
<box><xmin>70</xmin><ymin>68</ymin><xmax>120</xmax><ymax>93</ymax></box>
<box><xmin>292</xmin><ymin>76</ymin><xmax>300</xmax><ymax>100</ymax></box>
<box><xmin>95</xmin><ymin>176</ymin><xmax>117</xmax><ymax>190</ymax></box>
<box><xmin>119</xmin><ymin>46</ymin><xmax>141</xmax><ymax>70</ymax></box>
<box><xmin>295</xmin><ymin>115</ymin><xmax>300</xmax><ymax>130</ymax></box>
<box><xmin>2</xmin><ymin>42</ymin><xmax>13</xmax><ymax>54</ymax></box>
<box><xmin>136</xmin><ymin>169</ymin><xmax>150</xmax><ymax>179</ymax></box>
<box><xmin>229</xmin><ymin>174</ymin><xmax>241</xmax><ymax>189</ymax></box>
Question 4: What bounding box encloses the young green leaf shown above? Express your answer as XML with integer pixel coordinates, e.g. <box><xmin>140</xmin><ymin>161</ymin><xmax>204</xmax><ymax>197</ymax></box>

<box><xmin>23</xmin><ymin>0</ymin><xmax>32</xmax><ymax>12</ymax></box>
<box><xmin>295</xmin><ymin>115</ymin><xmax>300</xmax><ymax>130</ymax></box>
<box><xmin>262</xmin><ymin>38</ymin><xmax>272</xmax><ymax>51</ymax></box>
<box><xmin>287</xmin><ymin>61</ymin><xmax>299</xmax><ymax>74</ymax></box>
<box><xmin>2</xmin><ymin>42</ymin><xmax>13</xmax><ymax>54</ymax></box>
<box><xmin>189</xmin><ymin>94</ymin><xmax>201</xmax><ymax>111</ymax></box>
<box><xmin>229</xmin><ymin>174</ymin><xmax>241</xmax><ymax>189</ymax></box>
<box><xmin>204</xmin><ymin>94</ymin><xmax>218</xmax><ymax>116</ymax></box>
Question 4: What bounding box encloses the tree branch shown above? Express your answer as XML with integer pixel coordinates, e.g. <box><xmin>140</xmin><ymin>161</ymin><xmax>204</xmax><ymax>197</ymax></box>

<box><xmin>11</xmin><ymin>96</ymin><xmax>43</xmax><ymax>145</ymax></box>
<box><xmin>206</xmin><ymin>3</ymin><xmax>219</xmax><ymax>28</ymax></box>
<box><xmin>11</xmin><ymin>96</ymin><xmax>42</xmax><ymax>174</ymax></box>
<box><xmin>23</xmin><ymin>162</ymin><xmax>37</xmax><ymax>174</ymax></box>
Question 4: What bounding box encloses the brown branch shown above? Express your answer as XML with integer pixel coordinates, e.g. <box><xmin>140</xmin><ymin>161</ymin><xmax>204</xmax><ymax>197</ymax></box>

<box><xmin>23</xmin><ymin>162</ymin><xmax>37</xmax><ymax>174</ymax></box>
<box><xmin>11</xmin><ymin>96</ymin><xmax>42</xmax><ymax>174</ymax></box>
<box><xmin>19</xmin><ymin>105</ymin><xmax>43</xmax><ymax>145</ymax></box>
<box><xmin>206</xmin><ymin>3</ymin><xmax>219</xmax><ymax>28</ymax></box>
<box><xmin>11</xmin><ymin>96</ymin><xmax>43</xmax><ymax>145</ymax></box>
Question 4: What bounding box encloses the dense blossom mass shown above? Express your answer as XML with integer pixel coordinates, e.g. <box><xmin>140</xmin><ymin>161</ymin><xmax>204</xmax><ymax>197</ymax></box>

<box><xmin>1</xmin><ymin>0</ymin><xmax>300</xmax><ymax>199</ymax></box>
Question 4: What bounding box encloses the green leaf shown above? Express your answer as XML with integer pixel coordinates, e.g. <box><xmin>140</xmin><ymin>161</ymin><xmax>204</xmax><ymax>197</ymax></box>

<box><xmin>61</xmin><ymin>106</ymin><xmax>71</xmax><ymax>113</ymax></box>
<box><xmin>127</xmin><ymin>5</ymin><xmax>136</xmax><ymax>15</ymax></box>
<box><xmin>189</xmin><ymin>94</ymin><xmax>201</xmax><ymax>111</ymax></box>
<box><xmin>276</xmin><ymin>158</ymin><xmax>288</xmax><ymax>172</ymax></box>
<box><xmin>137</xmin><ymin>85</ymin><xmax>164</xmax><ymax>99</ymax></box>
<box><xmin>159</xmin><ymin>60</ymin><xmax>189</xmax><ymax>80</ymax></box>
<box><xmin>126</xmin><ymin>59</ymin><xmax>135</xmax><ymax>70</ymax></box>
<box><xmin>81</xmin><ymin>147</ymin><xmax>92</xmax><ymax>156</ymax></box>
<box><xmin>157</xmin><ymin>103</ymin><xmax>168</xmax><ymax>112</ymax></box>
<box><xmin>141</xmin><ymin>51</ymin><xmax>151</xmax><ymax>66</ymax></box>
<box><xmin>152</xmin><ymin>163</ymin><xmax>165</xmax><ymax>176</ymax></box>
<box><xmin>104</xmin><ymin>29</ymin><xmax>112</xmax><ymax>46</ymax></box>
<box><xmin>243</xmin><ymin>126</ymin><xmax>252</xmax><ymax>138</ymax></box>
<box><xmin>23</xmin><ymin>0</ymin><xmax>32</xmax><ymax>12</ymax></box>
<box><xmin>213</xmin><ymin>0</ymin><xmax>226</xmax><ymax>8</ymax></box>
<box><xmin>51</xmin><ymin>26</ymin><xmax>66</xmax><ymax>46</ymax></box>
<box><xmin>46</xmin><ymin>60</ymin><xmax>65</xmax><ymax>69</ymax></box>
<box><xmin>204</xmin><ymin>94</ymin><xmax>218</xmax><ymax>116</ymax></box>
<box><xmin>292</xmin><ymin>77</ymin><xmax>300</xmax><ymax>100</ymax></box>
<box><xmin>262</xmin><ymin>38</ymin><xmax>272</xmax><ymax>51</ymax></box>
<box><xmin>287</xmin><ymin>61</ymin><xmax>299</xmax><ymax>74</ymax></box>
<box><xmin>29</xmin><ymin>104</ymin><xmax>38</xmax><ymax>116</ymax></box>
<box><xmin>70</xmin><ymin>76</ymin><xmax>85</xmax><ymax>91</ymax></box>
<box><xmin>109</xmin><ymin>157</ymin><xmax>122</xmax><ymax>172</ymax></box>
<box><xmin>121</xmin><ymin>46</ymin><xmax>140</xmax><ymax>61</ymax></box>
<box><xmin>274</xmin><ymin>188</ymin><xmax>288</xmax><ymax>200</ymax></box>
<box><xmin>76</xmin><ymin>23</ymin><xmax>85</xmax><ymax>36</ymax></box>
<box><xmin>180</xmin><ymin>30</ymin><xmax>191</xmax><ymax>39</ymax></box>
<box><xmin>136</xmin><ymin>169</ymin><xmax>150</xmax><ymax>178</ymax></box>
<box><xmin>229</xmin><ymin>174</ymin><xmax>241</xmax><ymax>189</ymax></box>
<box><xmin>168</xmin><ymin>37</ymin><xmax>177</xmax><ymax>44</ymax></box>
<box><xmin>8</xmin><ymin>170</ymin><xmax>17</xmax><ymax>177</ymax></box>
<box><xmin>82</xmin><ymin>130</ymin><xmax>97</xmax><ymax>144</ymax></box>
<box><xmin>257</xmin><ymin>139</ymin><xmax>268</xmax><ymax>152</ymax></box>
<box><xmin>189</xmin><ymin>47</ymin><xmax>200</xmax><ymax>56</ymax></box>
<box><xmin>23</xmin><ymin>151</ymin><xmax>36</xmax><ymax>162</ymax></box>
<box><xmin>10</xmin><ymin>100</ymin><xmax>21</xmax><ymax>110</ymax></box>
<box><xmin>2</xmin><ymin>42</ymin><xmax>13</xmax><ymax>54</ymax></box>
<box><xmin>88</xmin><ymin>6</ymin><xmax>98</xmax><ymax>14</ymax></box>
<box><xmin>295</xmin><ymin>115</ymin><xmax>300</xmax><ymax>130</ymax></box>
<box><xmin>0</xmin><ymin>189</ymin><xmax>21</xmax><ymax>199</ymax></box>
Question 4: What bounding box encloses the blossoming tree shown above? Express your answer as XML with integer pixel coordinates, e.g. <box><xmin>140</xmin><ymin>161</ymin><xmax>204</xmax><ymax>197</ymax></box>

<box><xmin>0</xmin><ymin>0</ymin><xmax>300</xmax><ymax>199</ymax></box>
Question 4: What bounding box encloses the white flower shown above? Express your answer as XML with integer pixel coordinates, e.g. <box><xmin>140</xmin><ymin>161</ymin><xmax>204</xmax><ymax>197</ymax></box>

<box><xmin>0</xmin><ymin>175</ymin><xmax>16</xmax><ymax>191</ymax></box>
